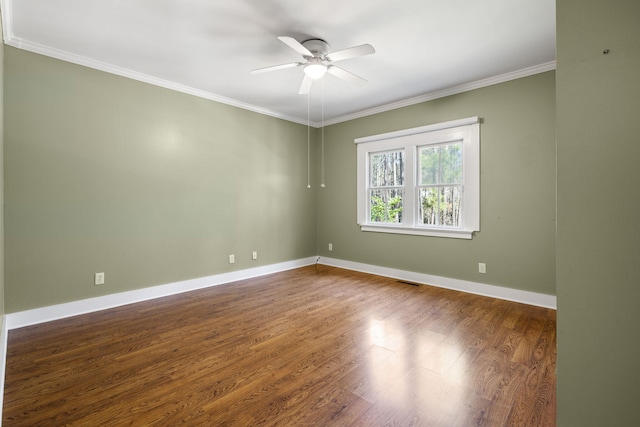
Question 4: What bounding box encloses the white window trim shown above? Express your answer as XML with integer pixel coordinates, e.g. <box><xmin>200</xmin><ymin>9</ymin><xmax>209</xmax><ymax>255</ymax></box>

<box><xmin>355</xmin><ymin>117</ymin><xmax>480</xmax><ymax>239</ymax></box>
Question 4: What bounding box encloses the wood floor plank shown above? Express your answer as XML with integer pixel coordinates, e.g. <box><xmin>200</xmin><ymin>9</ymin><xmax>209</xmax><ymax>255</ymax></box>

<box><xmin>3</xmin><ymin>265</ymin><xmax>556</xmax><ymax>426</ymax></box>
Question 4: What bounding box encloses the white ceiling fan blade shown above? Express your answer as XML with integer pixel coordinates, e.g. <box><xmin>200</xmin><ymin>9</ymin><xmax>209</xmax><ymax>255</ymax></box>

<box><xmin>278</xmin><ymin>36</ymin><xmax>313</xmax><ymax>57</ymax></box>
<box><xmin>327</xmin><ymin>65</ymin><xmax>367</xmax><ymax>86</ymax></box>
<box><xmin>298</xmin><ymin>74</ymin><xmax>312</xmax><ymax>95</ymax></box>
<box><xmin>326</xmin><ymin>44</ymin><xmax>375</xmax><ymax>62</ymax></box>
<box><xmin>251</xmin><ymin>62</ymin><xmax>303</xmax><ymax>74</ymax></box>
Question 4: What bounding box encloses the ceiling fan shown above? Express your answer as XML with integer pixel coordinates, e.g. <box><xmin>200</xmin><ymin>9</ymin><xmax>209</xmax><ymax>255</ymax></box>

<box><xmin>251</xmin><ymin>36</ymin><xmax>375</xmax><ymax>94</ymax></box>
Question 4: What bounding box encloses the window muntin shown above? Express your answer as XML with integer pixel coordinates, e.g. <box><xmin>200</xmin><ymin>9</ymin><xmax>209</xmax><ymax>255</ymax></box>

<box><xmin>355</xmin><ymin>117</ymin><xmax>479</xmax><ymax>239</ymax></box>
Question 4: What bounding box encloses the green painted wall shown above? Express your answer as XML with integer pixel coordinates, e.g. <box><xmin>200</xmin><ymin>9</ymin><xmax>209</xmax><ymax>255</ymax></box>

<box><xmin>556</xmin><ymin>0</ymin><xmax>640</xmax><ymax>425</ymax></box>
<box><xmin>317</xmin><ymin>72</ymin><xmax>556</xmax><ymax>295</ymax></box>
<box><xmin>4</xmin><ymin>47</ymin><xmax>317</xmax><ymax>312</ymax></box>
<box><xmin>3</xmin><ymin>46</ymin><xmax>557</xmax><ymax>314</ymax></box>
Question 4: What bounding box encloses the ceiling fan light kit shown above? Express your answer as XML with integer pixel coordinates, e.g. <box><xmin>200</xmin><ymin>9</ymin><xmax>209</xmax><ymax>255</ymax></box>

<box><xmin>252</xmin><ymin>36</ymin><xmax>375</xmax><ymax>94</ymax></box>
<box><xmin>304</xmin><ymin>61</ymin><xmax>327</xmax><ymax>80</ymax></box>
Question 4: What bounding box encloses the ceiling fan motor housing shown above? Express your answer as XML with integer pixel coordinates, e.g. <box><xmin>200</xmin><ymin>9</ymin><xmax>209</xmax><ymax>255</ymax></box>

<box><xmin>302</xmin><ymin>39</ymin><xmax>329</xmax><ymax>58</ymax></box>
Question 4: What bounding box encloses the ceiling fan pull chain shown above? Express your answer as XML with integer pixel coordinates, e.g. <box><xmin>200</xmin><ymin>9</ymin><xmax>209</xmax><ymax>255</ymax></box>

<box><xmin>307</xmin><ymin>90</ymin><xmax>311</xmax><ymax>189</ymax></box>
<box><xmin>321</xmin><ymin>78</ymin><xmax>326</xmax><ymax>188</ymax></box>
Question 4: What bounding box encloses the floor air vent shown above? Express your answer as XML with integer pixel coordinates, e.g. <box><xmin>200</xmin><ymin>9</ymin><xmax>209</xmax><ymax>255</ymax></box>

<box><xmin>397</xmin><ymin>280</ymin><xmax>420</xmax><ymax>287</ymax></box>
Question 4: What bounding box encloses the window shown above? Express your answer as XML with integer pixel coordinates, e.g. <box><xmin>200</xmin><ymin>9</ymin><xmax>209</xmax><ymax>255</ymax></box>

<box><xmin>356</xmin><ymin>117</ymin><xmax>480</xmax><ymax>239</ymax></box>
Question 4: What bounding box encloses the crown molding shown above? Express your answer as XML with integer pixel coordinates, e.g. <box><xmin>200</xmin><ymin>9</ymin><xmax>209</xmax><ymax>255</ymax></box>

<box><xmin>1</xmin><ymin>0</ymin><xmax>14</xmax><ymax>43</ymax></box>
<box><xmin>1</xmin><ymin>17</ymin><xmax>554</xmax><ymax>129</ymax></box>
<box><xmin>323</xmin><ymin>61</ymin><xmax>557</xmax><ymax>126</ymax></box>
<box><xmin>2</xmin><ymin>34</ymin><xmax>311</xmax><ymax>126</ymax></box>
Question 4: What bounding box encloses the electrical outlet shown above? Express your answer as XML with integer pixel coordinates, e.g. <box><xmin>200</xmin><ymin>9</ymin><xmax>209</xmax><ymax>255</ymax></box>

<box><xmin>94</xmin><ymin>272</ymin><xmax>105</xmax><ymax>285</ymax></box>
<box><xmin>252</xmin><ymin>251</ymin><xmax>258</xmax><ymax>260</ymax></box>
<box><xmin>328</xmin><ymin>243</ymin><xmax>333</xmax><ymax>251</ymax></box>
<box><xmin>229</xmin><ymin>254</ymin><xmax>235</xmax><ymax>264</ymax></box>
<box><xmin>478</xmin><ymin>263</ymin><xmax>487</xmax><ymax>274</ymax></box>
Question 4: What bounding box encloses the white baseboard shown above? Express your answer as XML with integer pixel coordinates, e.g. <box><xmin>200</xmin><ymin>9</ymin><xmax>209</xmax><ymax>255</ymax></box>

<box><xmin>0</xmin><ymin>315</ymin><xmax>7</xmax><ymax>426</ymax></box>
<box><xmin>318</xmin><ymin>257</ymin><xmax>557</xmax><ymax>309</ymax></box>
<box><xmin>6</xmin><ymin>257</ymin><xmax>318</xmax><ymax>330</ymax></box>
<box><xmin>5</xmin><ymin>256</ymin><xmax>556</xmax><ymax>331</ymax></box>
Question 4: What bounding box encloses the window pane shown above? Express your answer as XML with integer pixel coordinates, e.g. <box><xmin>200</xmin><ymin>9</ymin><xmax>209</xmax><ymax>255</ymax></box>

<box><xmin>440</xmin><ymin>144</ymin><xmax>462</xmax><ymax>184</ymax></box>
<box><xmin>370</xmin><ymin>151</ymin><xmax>404</xmax><ymax>187</ymax></box>
<box><xmin>440</xmin><ymin>186</ymin><xmax>462</xmax><ymax>226</ymax></box>
<box><xmin>419</xmin><ymin>187</ymin><xmax>438</xmax><ymax>225</ymax></box>
<box><xmin>370</xmin><ymin>189</ymin><xmax>403</xmax><ymax>223</ymax></box>
<box><xmin>419</xmin><ymin>147</ymin><xmax>439</xmax><ymax>185</ymax></box>
<box><xmin>420</xmin><ymin>143</ymin><xmax>462</xmax><ymax>185</ymax></box>
<box><xmin>419</xmin><ymin>186</ymin><xmax>462</xmax><ymax>226</ymax></box>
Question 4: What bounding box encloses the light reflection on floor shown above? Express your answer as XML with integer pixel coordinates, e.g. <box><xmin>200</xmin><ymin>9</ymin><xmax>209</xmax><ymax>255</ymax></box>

<box><xmin>363</xmin><ymin>317</ymin><xmax>469</xmax><ymax>421</ymax></box>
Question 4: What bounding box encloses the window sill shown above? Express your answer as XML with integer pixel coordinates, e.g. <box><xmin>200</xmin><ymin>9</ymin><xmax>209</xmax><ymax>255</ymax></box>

<box><xmin>359</xmin><ymin>224</ymin><xmax>475</xmax><ymax>239</ymax></box>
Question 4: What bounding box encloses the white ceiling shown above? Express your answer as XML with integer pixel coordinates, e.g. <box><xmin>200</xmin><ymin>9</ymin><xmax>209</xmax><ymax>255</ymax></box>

<box><xmin>1</xmin><ymin>0</ymin><xmax>556</xmax><ymax>125</ymax></box>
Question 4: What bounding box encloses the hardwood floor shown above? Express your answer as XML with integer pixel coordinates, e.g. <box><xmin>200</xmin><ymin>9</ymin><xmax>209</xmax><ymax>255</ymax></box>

<box><xmin>3</xmin><ymin>265</ymin><xmax>556</xmax><ymax>426</ymax></box>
